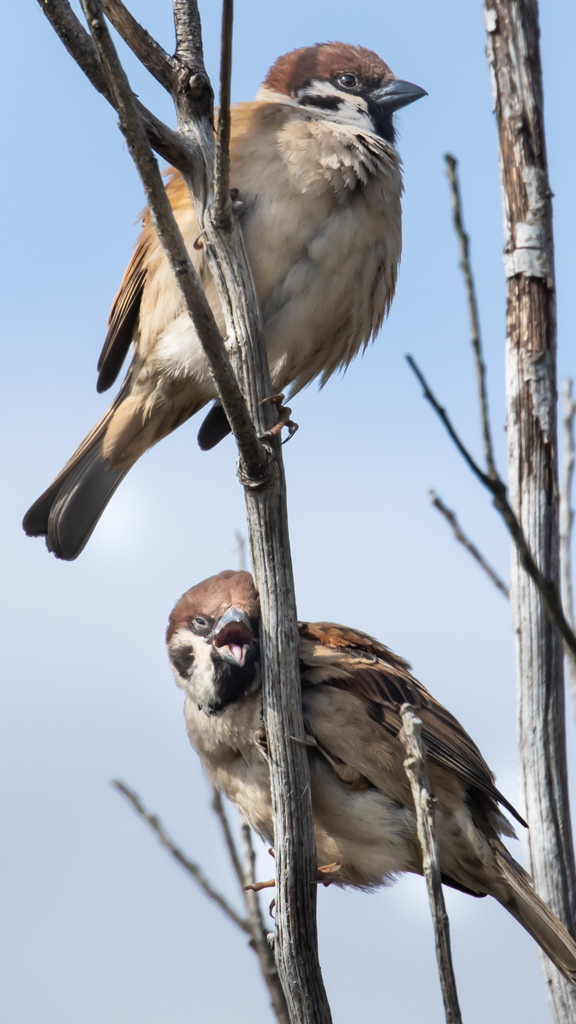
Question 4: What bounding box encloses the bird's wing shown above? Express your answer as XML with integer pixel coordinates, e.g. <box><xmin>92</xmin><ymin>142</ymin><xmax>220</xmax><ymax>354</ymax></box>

<box><xmin>96</xmin><ymin>237</ymin><xmax>149</xmax><ymax>394</ymax></box>
<box><xmin>298</xmin><ymin>621</ymin><xmax>525</xmax><ymax>827</ymax></box>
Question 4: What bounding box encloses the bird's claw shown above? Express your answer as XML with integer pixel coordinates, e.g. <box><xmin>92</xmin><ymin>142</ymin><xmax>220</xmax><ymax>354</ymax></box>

<box><xmin>259</xmin><ymin>394</ymin><xmax>299</xmax><ymax>444</ymax></box>
<box><xmin>244</xmin><ymin>877</ymin><xmax>276</xmax><ymax>893</ymax></box>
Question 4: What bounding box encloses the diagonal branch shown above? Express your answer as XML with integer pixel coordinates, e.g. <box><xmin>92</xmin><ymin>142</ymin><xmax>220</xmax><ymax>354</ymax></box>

<box><xmin>101</xmin><ymin>0</ymin><xmax>175</xmax><ymax>90</ymax></box>
<box><xmin>407</xmin><ymin>354</ymin><xmax>576</xmax><ymax>661</ymax></box>
<box><xmin>79</xmin><ymin>0</ymin><xmax>270</xmax><ymax>483</ymax></box>
<box><xmin>429</xmin><ymin>489</ymin><xmax>509</xmax><ymax>598</ymax></box>
<box><xmin>445</xmin><ymin>154</ymin><xmax>496</xmax><ymax>478</ymax></box>
<box><xmin>400</xmin><ymin>706</ymin><xmax>462</xmax><ymax>1024</ymax></box>
<box><xmin>37</xmin><ymin>0</ymin><xmax>192</xmax><ymax>170</ymax></box>
<box><xmin>212</xmin><ymin>0</ymin><xmax>233</xmax><ymax>230</ymax></box>
<box><xmin>112</xmin><ymin>780</ymin><xmax>250</xmax><ymax>933</ymax></box>
<box><xmin>211</xmin><ymin>785</ymin><xmax>245</xmax><ymax>888</ymax></box>
<box><xmin>560</xmin><ymin>378</ymin><xmax>576</xmax><ymax>709</ymax></box>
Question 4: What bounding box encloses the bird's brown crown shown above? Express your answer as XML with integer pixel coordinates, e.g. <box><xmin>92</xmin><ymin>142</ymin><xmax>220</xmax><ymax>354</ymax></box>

<box><xmin>167</xmin><ymin>570</ymin><xmax>260</xmax><ymax>642</ymax></box>
<box><xmin>263</xmin><ymin>42</ymin><xmax>394</xmax><ymax>97</ymax></box>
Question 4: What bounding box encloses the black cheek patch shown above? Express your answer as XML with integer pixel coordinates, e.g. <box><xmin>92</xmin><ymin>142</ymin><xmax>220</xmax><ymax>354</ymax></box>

<box><xmin>171</xmin><ymin>647</ymin><xmax>195</xmax><ymax>677</ymax></box>
<box><xmin>298</xmin><ymin>94</ymin><xmax>343</xmax><ymax>111</ymax></box>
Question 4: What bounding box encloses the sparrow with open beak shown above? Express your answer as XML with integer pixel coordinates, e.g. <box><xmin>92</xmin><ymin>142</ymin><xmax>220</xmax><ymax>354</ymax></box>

<box><xmin>167</xmin><ymin>570</ymin><xmax>576</xmax><ymax>984</ymax></box>
<box><xmin>23</xmin><ymin>42</ymin><xmax>426</xmax><ymax>560</ymax></box>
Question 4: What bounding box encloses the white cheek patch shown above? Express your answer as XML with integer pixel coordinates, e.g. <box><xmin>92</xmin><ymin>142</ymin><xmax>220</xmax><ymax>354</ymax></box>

<box><xmin>169</xmin><ymin>630</ymin><xmax>216</xmax><ymax>707</ymax></box>
<box><xmin>296</xmin><ymin>80</ymin><xmax>374</xmax><ymax>133</ymax></box>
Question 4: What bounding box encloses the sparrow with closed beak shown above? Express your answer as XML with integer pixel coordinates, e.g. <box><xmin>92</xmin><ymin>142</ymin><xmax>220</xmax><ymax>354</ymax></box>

<box><xmin>167</xmin><ymin>570</ymin><xmax>576</xmax><ymax>984</ymax></box>
<box><xmin>23</xmin><ymin>42</ymin><xmax>426</xmax><ymax>560</ymax></box>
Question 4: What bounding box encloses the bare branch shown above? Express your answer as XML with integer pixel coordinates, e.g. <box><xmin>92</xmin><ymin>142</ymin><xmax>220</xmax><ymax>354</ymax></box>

<box><xmin>112</xmin><ymin>780</ymin><xmax>250</xmax><ymax>933</ymax></box>
<box><xmin>235</xmin><ymin>530</ymin><xmax>246</xmax><ymax>572</ymax></box>
<box><xmin>79</xmin><ymin>0</ymin><xmax>270</xmax><ymax>484</ymax></box>
<box><xmin>172</xmin><ymin>0</ymin><xmax>204</xmax><ymax>67</ymax></box>
<box><xmin>407</xmin><ymin>354</ymin><xmax>576</xmax><ymax>661</ymax></box>
<box><xmin>429</xmin><ymin>489</ymin><xmax>509</xmax><ymax>598</ymax></box>
<box><xmin>445</xmin><ymin>154</ymin><xmax>496</xmax><ymax>478</ymax></box>
<box><xmin>211</xmin><ymin>786</ymin><xmax>245</xmax><ymax>890</ymax></box>
<box><xmin>241</xmin><ymin>825</ymin><xmax>290</xmax><ymax>1024</ymax></box>
<box><xmin>36</xmin><ymin>0</ymin><xmax>192</xmax><ymax>169</ymax></box>
<box><xmin>399</xmin><ymin>706</ymin><xmax>462</xmax><ymax>1024</ymax></box>
<box><xmin>560</xmin><ymin>378</ymin><xmax>576</xmax><ymax>709</ymax></box>
<box><xmin>101</xmin><ymin>0</ymin><xmax>175</xmax><ymax>90</ymax></box>
<box><xmin>212</xmin><ymin>0</ymin><xmax>233</xmax><ymax>230</ymax></box>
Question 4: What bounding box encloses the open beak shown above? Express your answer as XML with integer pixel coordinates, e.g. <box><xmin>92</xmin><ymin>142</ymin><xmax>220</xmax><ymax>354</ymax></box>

<box><xmin>213</xmin><ymin>606</ymin><xmax>254</xmax><ymax>667</ymax></box>
<box><xmin>371</xmin><ymin>78</ymin><xmax>427</xmax><ymax>113</ymax></box>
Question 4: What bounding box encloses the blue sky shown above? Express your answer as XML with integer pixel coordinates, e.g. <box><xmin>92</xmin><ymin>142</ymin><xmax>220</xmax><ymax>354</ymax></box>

<box><xmin>2</xmin><ymin>1</ymin><xmax>575</xmax><ymax>1021</ymax></box>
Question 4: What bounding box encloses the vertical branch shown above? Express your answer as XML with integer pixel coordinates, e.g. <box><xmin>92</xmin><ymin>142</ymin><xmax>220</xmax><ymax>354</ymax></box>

<box><xmin>560</xmin><ymin>379</ymin><xmax>576</xmax><ymax>710</ymax></box>
<box><xmin>445</xmin><ymin>153</ymin><xmax>496</xmax><ymax>477</ymax></box>
<box><xmin>241</xmin><ymin>825</ymin><xmax>290</xmax><ymax>1024</ymax></box>
<box><xmin>213</xmin><ymin>0</ymin><xmax>233</xmax><ymax>229</ymax></box>
<box><xmin>484</xmin><ymin>3</ymin><xmax>576</xmax><ymax>1020</ymax></box>
<box><xmin>400</xmin><ymin>706</ymin><xmax>462</xmax><ymax>1024</ymax></box>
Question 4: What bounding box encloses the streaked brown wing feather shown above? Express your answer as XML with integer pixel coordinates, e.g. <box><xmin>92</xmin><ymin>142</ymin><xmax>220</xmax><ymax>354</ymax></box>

<box><xmin>96</xmin><ymin>239</ymin><xmax>148</xmax><ymax>394</ymax></box>
<box><xmin>299</xmin><ymin>621</ymin><xmax>526</xmax><ymax>827</ymax></box>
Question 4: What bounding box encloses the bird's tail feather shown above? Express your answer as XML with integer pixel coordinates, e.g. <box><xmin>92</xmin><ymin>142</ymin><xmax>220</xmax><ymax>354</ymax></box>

<box><xmin>493</xmin><ymin>841</ymin><xmax>576</xmax><ymax>984</ymax></box>
<box><xmin>23</xmin><ymin>388</ymin><xmax>131</xmax><ymax>561</ymax></box>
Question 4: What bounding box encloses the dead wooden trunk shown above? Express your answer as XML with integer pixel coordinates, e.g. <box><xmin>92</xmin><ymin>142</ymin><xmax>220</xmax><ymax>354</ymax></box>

<box><xmin>484</xmin><ymin>2</ymin><xmax>576</xmax><ymax>1019</ymax></box>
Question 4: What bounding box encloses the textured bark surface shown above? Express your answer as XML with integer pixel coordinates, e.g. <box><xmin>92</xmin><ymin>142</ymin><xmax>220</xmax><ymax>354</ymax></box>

<box><xmin>400</xmin><ymin>707</ymin><xmax>462</xmax><ymax>1024</ymax></box>
<box><xmin>484</xmin><ymin>3</ymin><xmax>576</xmax><ymax>1019</ymax></box>
<box><xmin>38</xmin><ymin>3</ymin><xmax>332</xmax><ymax>1021</ymax></box>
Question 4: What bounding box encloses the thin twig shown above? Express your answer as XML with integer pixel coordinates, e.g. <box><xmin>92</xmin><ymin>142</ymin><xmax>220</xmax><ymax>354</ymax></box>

<box><xmin>241</xmin><ymin>824</ymin><xmax>290</xmax><ymax>1024</ymax></box>
<box><xmin>235</xmin><ymin>530</ymin><xmax>246</xmax><ymax>572</ymax></box>
<box><xmin>560</xmin><ymin>378</ymin><xmax>576</xmax><ymax>709</ymax></box>
<box><xmin>79</xmin><ymin>0</ymin><xmax>270</xmax><ymax>484</ymax></box>
<box><xmin>211</xmin><ymin>786</ymin><xmax>245</xmax><ymax>888</ymax></box>
<box><xmin>406</xmin><ymin>354</ymin><xmax>576</xmax><ymax>661</ymax></box>
<box><xmin>101</xmin><ymin>0</ymin><xmax>175</xmax><ymax>89</ymax></box>
<box><xmin>429</xmin><ymin>489</ymin><xmax>509</xmax><ymax>598</ymax></box>
<box><xmin>445</xmin><ymin>154</ymin><xmax>496</xmax><ymax>478</ymax></box>
<box><xmin>112</xmin><ymin>780</ymin><xmax>250</xmax><ymax>933</ymax></box>
<box><xmin>37</xmin><ymin>0</ymin><xmax>192</xmax><ymax>169</ymax></box>
<box><xmin>212</xmin><ymin>0</ymin><xmax>233</xmax><ymax>230</ymax></box>
<box><xmin>210</xmin><ymin>787</ymin><xmax>289</xmax><ymax>1023</ymax></box>
<box><xmin>399</xmin><ymin>706</ymin><xmax>462</xmax><ymax>1024</ymax></box>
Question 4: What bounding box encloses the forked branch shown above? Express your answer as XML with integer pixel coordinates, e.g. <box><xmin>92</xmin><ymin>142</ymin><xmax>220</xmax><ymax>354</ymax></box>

<box><xmin>406</xmin><ymin>354</ymin><xmax>576</xmax><ymax>661</ymax></box>
<box><xmin>399</xmin><ymin>706</ymin><xmax>462</xmax><ymax>1024</ymax></box>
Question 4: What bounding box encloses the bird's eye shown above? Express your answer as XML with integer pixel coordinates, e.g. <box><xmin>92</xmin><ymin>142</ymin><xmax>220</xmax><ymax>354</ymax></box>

<box><xmin>193</xmin><ymin>616</ymin><xmax>210</xmax><ymax>635</ymax></box>
<box><xmin>337</xmin><ymin>73</ymin><xmax>357</xmax><ymax>90</ymax></box>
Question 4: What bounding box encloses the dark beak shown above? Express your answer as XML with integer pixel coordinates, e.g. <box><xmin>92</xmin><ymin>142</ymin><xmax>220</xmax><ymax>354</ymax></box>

<box><xmin>213</xmin><ymin>606</ymin><xmax>254</xmax><ymax>667</ymax></box>
<box><xmin>371</xmin><ymin>79</ymin><xmax>427</xmax><ymax>113</ymax></box>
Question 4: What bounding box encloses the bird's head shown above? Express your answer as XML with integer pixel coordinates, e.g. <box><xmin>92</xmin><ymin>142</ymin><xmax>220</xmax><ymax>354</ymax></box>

<box><xmin>167</xmin><ymin>570</ymin><xmax>260</xmax><ymax>715</ymax></box>
<box><xmin>258</xmin><ymin>42</ymin><xmax>426</xmax><ymax>143</ymax></box>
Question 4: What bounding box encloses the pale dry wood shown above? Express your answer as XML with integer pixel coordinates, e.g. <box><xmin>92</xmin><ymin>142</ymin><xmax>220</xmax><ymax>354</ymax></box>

<box><xmin>560</xmin><ymin>379</ymin><xmax>576</xmax><ymax>712</ymax></box>
<box><xmin>213</xmin><ymin>0</ymin><xmax>233</xmax><ymax>230</ymax></box>
<box><xmin>429</xmin><ymin>489</ymin><xmax>509</xmax><ymax>598</ymax></box>
<box><xmin>39</xmin><ymin>1</ymin><xmax>330</xmax><ymax>1019</ymax></box>
<box><xmin>101</xmin><ymin>0</ymin><xmax>176</xmax><ymax>89</ymax></box>
<box><xmin>484</xmin><ymin>3</ymin><xmax>576</xmax><ymax>1020</ymax></box>
<box><xmin>399</xmin><ymin>706</ymin><xmax>462</xmax><ymax>1024</ymax></box>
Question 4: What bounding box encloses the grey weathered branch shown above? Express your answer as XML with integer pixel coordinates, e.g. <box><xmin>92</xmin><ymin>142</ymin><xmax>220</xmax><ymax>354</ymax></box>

<box><xmin>79</xmin><ymin>0</ymin><xmax>269</xmax><ymax>483</ymax></box>
<box><xmin>212</xmin><ymin>0</ymin><xmax>234</xmax><ymax>230</ymax></box>
<box><xmin>101</xmin><ymin>0</ymin><xmax>175</xmax><ymax>90</ymax></box>
<box><xmin>399</xmin><ymin>706</ymin><xmax>462</xmax><ymax>1024</ymax></box>
<box><xmin>211</xmin><ymin>789</ymin><xmax>290</xmax><ymax>1024</ymax></box>
<box><xmin>445</xmin><ymin>153</ymin><xmax>496</xmax><ymax>478</ymax></box>
<box><xmin>484</xmin><ymin>4</ymin><xmax>576</xmax><ymax>1020</ymax></box>
<box><xmin>429</xmin><ymin>489</ymin><xmax>509</xmax><ymax>598</ymax></box>
<box><xmin>112</xmin><ymin>780</ymin><xmax>250</xmax><ymax>933</ymax></box>
<box><xmin>41</xmin><ymin>1</ymin><xmax>330</xmax><ymax>1019</ymax></box>
<box><xmin>37</xmin><ymin>0</ymin><xmax>194</xmax><ymax>170</ymax></box>
<box><xmin>560</xmin><ymin>379</ymin><xmax>576</xmax><ymax>711</ymax></box>
<box><xmin>407</xmin><ymin>354</ymin><xmax>576</xmax><ymax>662</ymax></box>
